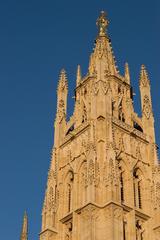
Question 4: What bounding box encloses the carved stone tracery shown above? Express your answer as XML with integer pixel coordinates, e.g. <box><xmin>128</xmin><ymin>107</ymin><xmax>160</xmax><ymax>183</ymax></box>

<box><xmin>143</xmin><ymin>95</ymin><xmax>152</xmax><ymax>119</ymax></box>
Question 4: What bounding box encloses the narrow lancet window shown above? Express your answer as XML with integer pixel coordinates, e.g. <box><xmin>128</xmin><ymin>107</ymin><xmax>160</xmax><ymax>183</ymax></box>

<box><xmin>133</xmin><ymin>169</ymin><xmax>142</xmax><ymax>209</ymax></box>
<box><xmin>120</xmin><ymin>171</ymin><xmax>124</xmax><ymax>203</ymax></box>
<box><xmin>68</xmin><ymin>184</ymin><xmax>71</xmax><ymax>212</ymax></box>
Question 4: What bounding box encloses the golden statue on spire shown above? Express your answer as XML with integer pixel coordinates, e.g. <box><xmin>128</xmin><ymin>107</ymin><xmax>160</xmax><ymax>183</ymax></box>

<box><xmin>96</xmin><ymin>11</ymin><xmax>109</xmax><ymax>36</ymax></box>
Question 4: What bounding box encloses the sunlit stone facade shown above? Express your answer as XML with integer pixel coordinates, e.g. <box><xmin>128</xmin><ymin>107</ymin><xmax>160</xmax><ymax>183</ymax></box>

<box><xmin>38</xmin><ymin>12</ymin><xmax>160</xmax><ymax>240</ymax></box>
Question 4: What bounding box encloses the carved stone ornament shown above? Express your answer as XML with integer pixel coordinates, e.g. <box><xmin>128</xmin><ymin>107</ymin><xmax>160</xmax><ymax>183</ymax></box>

<box><xmin>113</xmin><ymin>208</ymin><xmax>122</xmax><ymax>220</ymax></box>
<box><xmin>118</xmin><ymin>134</ymin><xmax>125</xmax><ymax>153</ymax></box>
<box><xmin>143</xmin><ymin>95</ymin><xmax>151</xmax><ymax>119</ymax></box>
<box><xmin>87</xmin><ymin>155</ymin><xmax>100</xmax><ymax>187</ymax></box>
<box><xmin>104</xmin><ymin>158</ymin><xmax>119</xmax><ymax>187</ymax></box>
<box><xmin>136</xmin><ymin>144</ymin><xmax>142</xmax><ymax>161</ymax></box>
<box><xmin>81</xmin><ymin>204</ymin><xmax>98</xmax><ymax>220</ymax></box>
<box><xmin>80</xmin><ymin>162</ymin><xmax>87</xmax><ymax>187</ymax></box>
<box><xmin>94</xmin><ymin>161</ymin><xmax>100</xmax><ymax>187</ymax></box>
<box><xmin>95</xmin><ymin>38</ymin><xmax>105</xmax><ymax>59</ymax></box>
<box><xmin>58</xmin><ymin>99</ymin><xmax>65</xmax><ymax>122</ymax></box>
<box><xmin>104</xmin><ymin>206</ymin><xmax>112</xmax><ymax>218</ymax></box>
<box><xmin>103</xmin><ymin>161</ymin><xmax>108</xmax><ymax>186</ymax></box>
<box><xmin>92</xmin><ymin>82</ymin><xmax>99</xmax><ymax>95</ymax></box>
<box><xmin>88</xmin><ymin>159</ymin><xmax>95</xmax><ymax>185</ymax></box>
<box><xmin>156</xmin><ymin>182</ymin><xmax>160</xmax><ymax>208</ymax></box>
<box><xmin>102</xmin><ymin>81</ymin><xmax>110</xmax><ymax>95</ymax></box>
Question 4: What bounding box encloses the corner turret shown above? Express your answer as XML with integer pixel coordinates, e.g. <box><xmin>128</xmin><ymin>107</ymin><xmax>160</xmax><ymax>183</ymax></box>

<box><xmin>139</xmin><ymin>65</ymin><xmax>155</xmax><ymax>142</ymax></box>
<box><xmin>54</xmin><ymin>69</ymin><xmax>68</xmax><ymax>147</ymax></box>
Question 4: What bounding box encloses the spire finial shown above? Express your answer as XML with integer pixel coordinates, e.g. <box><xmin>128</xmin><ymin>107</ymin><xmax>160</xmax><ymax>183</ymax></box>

<box><xmin>96</xmin><ymin>11</ymin><xmax>109</xmax><ymax>36</ymax></box>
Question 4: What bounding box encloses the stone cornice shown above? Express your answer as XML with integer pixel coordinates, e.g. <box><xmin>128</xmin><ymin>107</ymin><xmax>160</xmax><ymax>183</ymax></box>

<box><xmin>39</xmin><ymin>228</ymin><xmax>58</xmax><ymax>236</ymax></box>
<box><xmin>60</xmin><ymin>212</ymin><xmax>73</xmax><ymax>223</ymax></box>
<box><xmin>112</xmin><ymin>115</ymin><xmax>148</xmax><ymax>143</ymax></box>
<box><xmin>135</xmin><ymin>208</ymin><xmax>150</xmax><ymax>221</ymax></box>
<box><xmin>60</xmin><ymin>121</ymin><xmax>90</xmax><ymax>148</ymax></box>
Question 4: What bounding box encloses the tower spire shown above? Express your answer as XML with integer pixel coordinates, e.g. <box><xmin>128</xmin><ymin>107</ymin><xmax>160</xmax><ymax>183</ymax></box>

<box><xmin>20</xmin><ymin>211</ymin><xmax>28</xmax><ymax>240</ymax></box>
<box><xmin>88</xmin><ymin>11</ymin><xmax>118</xmax><ymax>78</ymax></box>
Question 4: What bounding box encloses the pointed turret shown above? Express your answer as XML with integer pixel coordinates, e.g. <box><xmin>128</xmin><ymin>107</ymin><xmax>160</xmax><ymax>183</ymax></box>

<box><xmin>57</xmin><ymin>69</ymin><xmax>68</xmax><ymax>90</ymax></box>
<box><xmin>139</xmin><ymin>64</ymin><xmax>150</xmax><ymax>87</ymax></box>
<box><xmin>56</xmin><ymin>68</ymin><xmax>68</xmax><ymax>120</ymax></box>
<box><xmin>76</xmin><ymin>65</ymin><xmax>82</xmax><ymax>86</ymax></box>
<box><xmin>20</xmin><ymin>211</ymin><xmax>28</xmax><ymax>240</ymax></box>
<box><xmin>88</xmin><ymin>11</ymin><xmax>118</xmax><ymax>79</ymax></box>
<box><xmin>139</xmin><ymin>65</ymin><xmax>155</xmax><ymax>142</ymax></box>
<box><xmin>54</xmin><ymin>69</ymin><xmax>68</xmax><ymax>147</ymax></box>
<box><xmin>124</xmin><ymin>62</ymin><xmax>130</xmax><ymax>84</ymax></box>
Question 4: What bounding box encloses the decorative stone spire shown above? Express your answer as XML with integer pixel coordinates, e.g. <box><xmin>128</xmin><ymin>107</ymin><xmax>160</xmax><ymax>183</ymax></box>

<box><xmin>56</xmin><ymin>68</ymin><xmax>68</xmax><ymax>118</ymax></box>
<box><xmin>76</xmin><ymin>65</ymin><xmax>82</xmax><ymax>86</ymax></box>
<box><xmin>125</xmin><ymin>62</ymin><xmax>130</xmax><ymax>84</ymax></box>
<box><xmin>20</xmin><ymin>211</ymin><xmax>28</xmax><ymax>240</ymax></box>
<box><xmin>54</xmin><ymin>69</ymin><xmax>68</xmax><ymax>147</ymax></box>
<box><xmin>139</xmin><ymin>64</ymin><xmax>155</xmax><ymax>141</ymax></box>
<box><xmin>57</xmin><ymin>68</ymin><xmax>68</xmax><ymax>91</ymax></box>
<box><xmin>139</xmin><ymin>64</ymin><xmax>150</xmax><ymax>87</ymax></box>
<box><xmin>88</xmin><ymin>11</ymin><xmax>118</xmax><ymax>78</ymax></box>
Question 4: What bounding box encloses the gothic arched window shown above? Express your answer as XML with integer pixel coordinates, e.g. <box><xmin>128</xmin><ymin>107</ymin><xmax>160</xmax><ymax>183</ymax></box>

<box><xmin>54</xmin><ymin>184</ymin><xmax>57</xmax><ymax>204</ymax></box>
<box><xmin>67</xmin><ymin>183</ymin><xmax>71</xmax><ymax>212</ymax></box>
<box><xmin>133</xmin><ymin>169</ymin><xmax>142</xmax><ymax>209</ymax></box>
<box><xmin>120</xmin><ymin>169</ymin><xmax>124</xmax><ymax>203</ymax></box>
<box><xmin>82</xmin><ymin>103</ymin><xmax>87</xmax><ymax>123</ymax></box>
<box><xmin>65</xmin><ymin>171</ymin><xmax>74</xmax><ymax>213</ymax></box>
<box><xmin>118</xmin><ymin>101</ymin><xmax>125</xmax><ymax>122</ymax></box>
<box><xmin>119</xmin><ymin>165</ymin><xmax>125</xmax><ymax>203</ymax></box>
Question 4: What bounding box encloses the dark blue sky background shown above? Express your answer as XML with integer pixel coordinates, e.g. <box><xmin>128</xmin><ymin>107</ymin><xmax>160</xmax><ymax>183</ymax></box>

<box><xmin>0</xmin><ymin>0</ymin><xmax>159</xmax><ymax>239</ymax></box>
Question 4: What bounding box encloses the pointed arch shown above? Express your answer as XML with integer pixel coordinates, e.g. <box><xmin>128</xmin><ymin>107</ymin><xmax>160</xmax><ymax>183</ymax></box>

<box><xmin>81</xmin><ymin>100</ymin><xmax>87</xmax><ymax>123</ymax></box>
<box><xmin>77</xmin><ymin>160</ymin><xmax>87</xmax><ymax>206</ymax></box>
<box><xmin>133</xmin><ymin>168</ymin><xmax>143</xmax><ymax>209</ymax></box>
<box><xmin>63</xmin><ymin>170</ymin><xmax>74</xmax><ymax>213</ymax></box>
<box><xmin>118</xmin><ymin>155</ymin><xmax>130</xmax><ymax>204</ymax></box>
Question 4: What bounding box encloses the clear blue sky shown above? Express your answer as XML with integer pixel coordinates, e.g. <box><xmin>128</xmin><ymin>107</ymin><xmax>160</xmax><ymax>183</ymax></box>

<box><xmin>0</xmin><ymin>0</ymin><xmax>159</xmax><ymax>239</ymax></box>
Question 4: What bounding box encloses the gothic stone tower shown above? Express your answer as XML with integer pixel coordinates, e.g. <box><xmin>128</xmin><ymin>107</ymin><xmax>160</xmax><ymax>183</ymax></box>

<box><xmin>39</xmin><ymin>12</ymin><xmax>160</xmax><ymax>240</ymax></box>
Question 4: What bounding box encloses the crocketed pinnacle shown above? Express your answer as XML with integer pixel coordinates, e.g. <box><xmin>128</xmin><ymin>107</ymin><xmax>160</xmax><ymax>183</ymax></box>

<box><xmin>125</xmin><ymin>62</ymin><xmax>130</xmax><ymax>84</ymax></box>
<box><xmin>57</xmin><ymin>68</ymin><xmax>68</xmax><ymax>91</ymax></box>
<box><xmin>20</xmin><ymin>211</ymin><xmax>28</xmax><ymax>240</ymax></box>
<box><xmin>89</xmin><ymin>11</ymin><xmax>118</xmax><ymax>77</ymax></box>
<box><xmin>76</xmin><ymin>65</ymin><xmax>82</xmax><ymax>86</ymax></box>
<box><xmin>139</xmin><ymin>64</ymin><xmax>150</xmax><ymax>87</ymax></box>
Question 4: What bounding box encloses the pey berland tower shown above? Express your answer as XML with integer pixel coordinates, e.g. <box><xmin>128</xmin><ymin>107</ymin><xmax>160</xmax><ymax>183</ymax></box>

<box><xmin>20</xmin><ymin>11</ymin><xmax>160</xmax><ymax>240</ymax></box>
